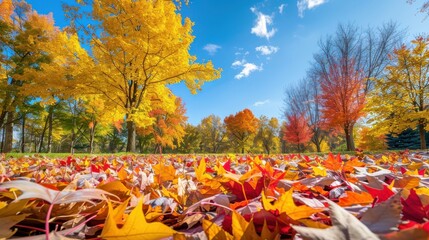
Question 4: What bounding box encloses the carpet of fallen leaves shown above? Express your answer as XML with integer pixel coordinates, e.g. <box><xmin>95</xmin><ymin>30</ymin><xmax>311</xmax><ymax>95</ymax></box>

<box><xmin>1</xmin><ymin>151</ymin><xmax>429</xmax><ymax>239</ymax></box>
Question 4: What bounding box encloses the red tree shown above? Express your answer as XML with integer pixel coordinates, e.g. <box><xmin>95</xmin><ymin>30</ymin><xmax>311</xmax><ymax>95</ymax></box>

<box><xmin>319</xmin><ymin>58</ymin><xmax>366</xmax><ymax>151</ymax></box>
<box><xmin>283</xmin><ymin>113</ymin><xmax>313</xmax><ymax>152</ymax></box>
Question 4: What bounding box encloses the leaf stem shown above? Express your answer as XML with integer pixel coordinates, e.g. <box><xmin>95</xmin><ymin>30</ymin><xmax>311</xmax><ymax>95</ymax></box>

<box><xmin>45</xmin><ymin>203</ymin><xmax>54</xmax><ymax>240</ymax></box>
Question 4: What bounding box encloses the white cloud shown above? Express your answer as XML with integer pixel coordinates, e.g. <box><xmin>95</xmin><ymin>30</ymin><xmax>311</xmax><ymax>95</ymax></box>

<box><xmin>256</xmin><ymin>45</ymin><xmax>279</xmax><ymax>55</ymax></box>
<box><xmin>253</xmin><ymin>99</ymin><xmax>270</xmax><ymax>107</ymax></box>
<box><xmin>232</xmin><ymin>60</ymin><xmax>244</xmax><ymax>66</ymax></box>
<box><xmin>250</xmin><ymin>8</ymin><xmax>277</xmax><ymax>40</ymax></box>
<box><xmin>297</xmin><ymin>0</ymin><xmax>327</xmax><ymax>17</ymax></box>
<box><xmin>232</xmin><ymin>60</ymin><xmax>262</xmax><ymax>80</ymax></box>
<box><xmin>203</xmin><ymin>44</ymin><xmax>221</xmax><ymax>55</ymax></box>
<box><xmin>279</xmin><ymin>4</ymin><xmax>286</xmax><ymax>14</ymax></box>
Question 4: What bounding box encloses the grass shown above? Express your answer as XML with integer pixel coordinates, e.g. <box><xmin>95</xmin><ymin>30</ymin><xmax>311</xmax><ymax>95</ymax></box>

<box><xmin>3</xmin><ymin>149</ymin><xmax>420</xmax><ymax>159</ymax></box>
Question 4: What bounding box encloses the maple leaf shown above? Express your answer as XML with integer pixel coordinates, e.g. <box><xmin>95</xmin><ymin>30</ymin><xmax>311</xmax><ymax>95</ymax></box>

<box><xmin>292</xmin><ymin>199</ymin><xmax>379</xmax><ymax>240</ymax></box>
<box><xmin>360</xmin><ymin>193</ymin><xmax>402</xmax><ymax>234</ymax></box>
<box><xmin>0</xmin><ymin>180</ymin><xmax>114</xmax><ymax>205</ymax></box>
<box><xmin>338</xmin><ymin>191</ymin><xmax>374</xmax><ymax>206</ymax></box>
<box><xmin>363</xmin><ymin>185</ymin><xmax>395</xmax><ymax>204</ymax></box>
<box><xmin>401</xmin><ymin>189</ymin><xmax>429</xmax><ymax>223</ymax></box>
<box><xmin>382</xmin><ymin>221</ymin><xmax>429</xmax><ymax>240</ymax></box>
<box><xmin>322</xmin><ymin>153</ymin><xmax>343</xmax><ymax>171</ymax></box>
<box><xmin>152</xmin><ymin>162</ymin><xmax>176</xmax><ymax>183</ymax></box>
<box><xmin>203</xmin><ymin>219</ymin><xmax>234</xmax><ymax>240</ymax></box>
<box><xmin>262</xmin><ymin>190</ymin><xmax>321</xmax><ymax>220</ymax></box>
<box><xmin>100</xmin><ymin>198</ymin><xmax>176</xmax><ymax>239</ymax></box>
<box><xmin>0</xmin><ymin>214</ymin><xmax>28</xmax><ymax>239</ymax></box>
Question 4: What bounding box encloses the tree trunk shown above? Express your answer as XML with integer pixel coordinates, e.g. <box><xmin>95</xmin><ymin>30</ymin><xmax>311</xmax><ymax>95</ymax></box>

<box><xmin>126</xmin><ymin>121</ymin><xmax>136</xmax><ymax>152</ymax></box>
<box><xmin>418</xmin><ymin>121</ymin><xmax>427</xmax><ymax>150</ymax></box>
<box><xmin>4</xmin><ymin>111</ymin><xmax>14</xmax><ymax>153</ymax></box>
<box><xmin>21</xmin><ymin>113</ymin><xmax>26</xmax><ymax>153</ymax></box>
<box><xmin>344</xmin><ymin>125</ymin><xmax>355</xmax><ymax>151</ymax></box>
<box><xmin>38</xmin><ymin>112</ymin><xmax>49</xmax><ymax>153</ymax></box>
<box><xmin>47</xmin><ymin>108</ymin><xmax>53</xmax><ymax>153</ymax></box>
<box><xmin>89</xmin><ymin>122</ymin><xmax>96</xmax><ymax>154</ymax></box>
<box><xmin>312</xmin><ymin>129</ymin><xmax>322</xmax><ymax>152</ymax></box>
<box><xmin>70</xmin><ymin>116</ymin><xmax>76</xmax><ymax>155</ymax></box>
<box><xmin>1</xmin><ymin>127</ymin><xmax>5</xmax><ymax>152</ymax></box>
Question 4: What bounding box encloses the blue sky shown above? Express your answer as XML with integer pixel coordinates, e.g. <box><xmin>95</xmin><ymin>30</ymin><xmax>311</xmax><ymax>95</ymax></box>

<box><xmin>27</xmin><ymin>0</ymin><xmax>428</xmax><ymax>125</ymax></box>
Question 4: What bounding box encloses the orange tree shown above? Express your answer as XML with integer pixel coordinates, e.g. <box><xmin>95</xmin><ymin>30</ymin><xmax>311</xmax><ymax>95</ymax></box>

<box><xmin>224</xmin><ymin>108</ymin><xmax>259</xmax><ymax>153</ymax></box>
<box><xmin>319</xmin><ymin>58</ymin><xmax>366</xmax><ymax>151</ymax></box>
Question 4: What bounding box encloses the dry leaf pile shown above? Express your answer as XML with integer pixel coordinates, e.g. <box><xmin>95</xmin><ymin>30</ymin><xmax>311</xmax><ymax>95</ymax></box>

<box><xmin>1</xmin><ymin>151</ymin><xmax>429</xmax><ymax>239</ymax></box>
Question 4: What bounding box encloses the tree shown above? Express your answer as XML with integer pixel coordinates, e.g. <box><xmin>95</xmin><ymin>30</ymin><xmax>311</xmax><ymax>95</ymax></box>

<box><xmin>407</xmin><ymin>0</ymin><xmax>429</xmax><ymax>16</ymax></box>
<box><xmin>368</xmin><ymin>36</ymin><xmax>429</xmax><ymax>149</ymax></box>
<box><xmin>314</xmin><ymin>23</ymin><xmax>401</xmax><ymax>93</ymax></box>
<box><xmin>254</xmin><ymin>116</ymin><xmax>279</xmax><ymax>154</ymax></box>
<box><xmin>177</xmin><ymin>123</ymin><xmax>201</xmax><ymax>153</ymax></box>
<box><xmin>224</xmin><ymin>109</ymin><xmax>258</xmax><ymax>154</ymax></box>
<box><xmin>386</xmin><ymin>128</ymin><xmax>423</xmax><ymax>150</ymax></box>
<box><xmin>355</xmin><ymin>126</ymin><xmax>387</xmax><ymax>151</ymax></box>
<box><xmin>283</xmin><ymin>113</ymin><xmax>313</xmax><ymax>152</ymax></box>
<box><xmin>198</xmin><ymin>114</ymin><xmax>227</xmax><ymax>153</ymax></box>
<box><xmin>319</xmin><ymin>58</ymin><xmax>366</xmax><ymax>151</ymax></box>
<box><xmin>0</xmin><ymin>0</ymin><xmax>59</xmax><ymax>152</ymax></box>
<box><xmin>138</xmin><ymin>96</ymin><xmax>187</xmax><ymax>154</ymax></box>
<box><xmin>284</xmin><ymin>75</ymin><xmax>326</xmax><ymax>152</ymax></box>
<box><xmin>65</xmin><ymin>0</ymin><xmax>221</xmax><ymax>152</ymax></box>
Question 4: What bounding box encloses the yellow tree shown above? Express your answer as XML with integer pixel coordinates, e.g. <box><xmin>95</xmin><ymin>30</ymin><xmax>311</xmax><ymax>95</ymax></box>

<box><xmin>198</xmin><ymin>114</ymin><xmax>227</xmax><ymax>153</ymax></box>
<box><xmin>68</xmin><ymin>0</ymin><xmax>221</xmax><ymax>152</ymax></box>
<box><xmin>224</xmin><ymin>109</ymin><xmax>259</xmax><ymax>154</ymax></box>
<box><xmin>368</xmin><ymin>36</ymin><xmax>429</xmax><ymax>149</ymax></box>
<box><xmin>254</xmin><ymin>116</ymin><xmax>279</xmax><ymax>154</ymax></box>
<box><xmin>0</xmin><ymin>0</ymin><xmax>62</xmax><ymax>152</ymax></box>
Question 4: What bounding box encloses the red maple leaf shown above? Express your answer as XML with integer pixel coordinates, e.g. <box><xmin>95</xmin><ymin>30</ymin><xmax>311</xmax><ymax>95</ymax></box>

<box><xmin>363</xmin><ymin>185</ymin><xmax>394</xmax><ymax>203</ymax></box>
<box><xmin>401</xmin><ymin>189</ymin><xmax>429</xmax><ymax>223</ymax></box>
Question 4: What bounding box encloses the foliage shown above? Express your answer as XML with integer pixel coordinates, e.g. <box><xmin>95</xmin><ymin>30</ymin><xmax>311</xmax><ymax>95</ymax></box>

<box><xmin>368</xmin><ymin>36</ymin><xmax>429</xmax><ymax>149</ymax></box>
<box><xmin>71</xmin><ymin>0</ymin><xmax>220</xmax><ymax>152</ymax></box>
<box><xmin>283</xmin><ymin>113</ymin><xmax>313</xmax><ymax>152</ymax></box>
<box><xmin>198</xmin><ymin>114</ymin><xmax>227</xmax><ymax>153</ymax></box>
<box><xmin>253</xmin><ymin>116</ymin><xmax>280</xmax><ymax>154</ymax></box>
<box><xmin>386</xmin><ymin>128</ymin><xmax>429</xmax><ymax>150</ymax></box>
<box><xmin>356</xmin><ymin>126</ymin><xmax>387</xmax><ymax>151</ymax></box>
<box><xmin>1</xmin><ymin>152</ymin><xmax>429</xmax><ymax>239</ymax></box>
<box><xmin>224</xmin><ymin>109</ymin><xmax>259</xmax><ymax>153</ymax></box>
<box><xmin>319</xmin><ymin>58</ymin><xmax>366</xmax><ymax>151</ymax></box>
<box><xmin>138</xmin><ymin>97</ymin><xmax>187</xmax><ymax>154</ymax></box>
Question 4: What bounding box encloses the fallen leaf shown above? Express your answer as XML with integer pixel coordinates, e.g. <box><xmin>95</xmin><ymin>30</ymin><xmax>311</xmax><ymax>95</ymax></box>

<box><xmin>262</xmin><ymin>190</ymin><xmax>321</xmax><ymax>220</ymax></box>
<box><xmin>338</xmin><ymin>191</ymin><xmax>374</xmax><ymax>206</ymax></box>
<box><xmin>1</xmin><ymin>180</ymin><xmax>115</xmax><ymax>205</ymax></box>
<box><xmin>292</xmin><ymin>199</ymin><xmax>379</xmax><ymax>240</ymax></box>
<box><xmin>100</xmin><ymin>198</ymin><xmax>176</xmax><ymax>239</ymax></box>
<box><xmin>360</xmin><ymin>192</ymin><xmax>402</xmax><ymax>233</ymax></box>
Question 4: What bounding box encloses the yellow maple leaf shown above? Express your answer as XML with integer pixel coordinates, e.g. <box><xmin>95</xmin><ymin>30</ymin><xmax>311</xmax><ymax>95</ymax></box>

<box><xmin>202</xmin><ymin>219</ymin><xmax>234</xmax><ymax>240</ymax></box>
<box><xmin>262</xmin><ymin>190</ymin><xmax>321</xmax><ymax>220</ymax></box>
<box><xmin>153</xmin><ymin>163</ymin><xmax>176</xmax><ymax>183</ymax></box>
<box><xmin>100</xmin><ymin>199</ymin><xmax>176</xmax><ymax>240</ymax></box>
